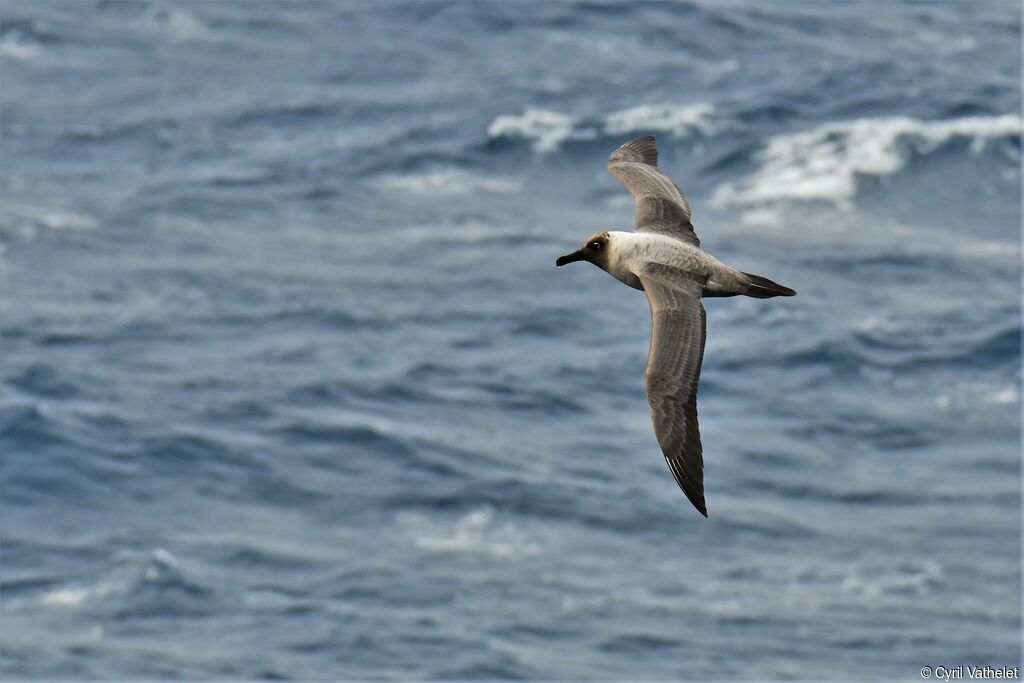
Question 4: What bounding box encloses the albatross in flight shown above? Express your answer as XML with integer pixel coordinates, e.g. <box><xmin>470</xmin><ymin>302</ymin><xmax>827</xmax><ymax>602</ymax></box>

<box><xmin>556</xmin><ymin>136</ymin><xmax>795</xmax><ymax>517</ymax></box>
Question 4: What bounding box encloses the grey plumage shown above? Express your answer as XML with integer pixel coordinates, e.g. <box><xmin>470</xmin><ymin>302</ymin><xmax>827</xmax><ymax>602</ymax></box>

<box><xmin>636</xmin><ymin>270</ymin><xmax>708</xmax><ymax>516</ymax></box>
<box><xmin>556</xmin><ymin>135</ymin><xmax>796</xmax><ymax>517</ymax></box>
<box><xmin>607</xmin><ymin>135</ymin><xmax>699</xmax><ymax>247</ymax></box>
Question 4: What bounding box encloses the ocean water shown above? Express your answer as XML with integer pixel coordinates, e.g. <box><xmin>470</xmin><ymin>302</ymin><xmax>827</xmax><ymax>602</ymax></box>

<box><xmin>1</xmin><ymin>1</ymin><xmax>1021</xmax><ymax>679</ymax></box>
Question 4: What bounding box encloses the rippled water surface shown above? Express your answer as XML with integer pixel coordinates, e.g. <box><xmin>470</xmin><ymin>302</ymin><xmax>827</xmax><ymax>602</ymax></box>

<box><xmin>1</xmin><ymin>1</ymin><xmax>1021</xmax><ymax>679</ymax></box>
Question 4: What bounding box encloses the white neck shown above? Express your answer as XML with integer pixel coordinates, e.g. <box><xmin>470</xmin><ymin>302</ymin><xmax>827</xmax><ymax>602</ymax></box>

<box><xmin>603</xmin><ymin>231</ymin><xmax>644</xmax><ymax>288</ymax></box>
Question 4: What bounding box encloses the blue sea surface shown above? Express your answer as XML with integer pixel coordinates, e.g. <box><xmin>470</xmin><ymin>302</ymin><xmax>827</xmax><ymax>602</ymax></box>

<box><xmin>1</xmin><ymin>1</ymin><xmax>1021</xmax><ymax>679</ymax></box>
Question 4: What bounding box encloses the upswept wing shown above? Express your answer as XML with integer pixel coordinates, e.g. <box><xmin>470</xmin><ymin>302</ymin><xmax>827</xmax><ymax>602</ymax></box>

<box><xmin>636</xmin><ymin>266</ymin><xmax>708</xmax><ymax>516</ymax></box>
<box><xmin>608</xmin><ymin>135</ymin><xmax>700</xmax><ymax>246</ymax></box>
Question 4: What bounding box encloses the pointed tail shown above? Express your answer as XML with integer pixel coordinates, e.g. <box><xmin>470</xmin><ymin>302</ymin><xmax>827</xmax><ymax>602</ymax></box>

<box><xmin>742</xmin><ymin>272</ymin><xmax>796</xmax><ymax>299</ymax></box>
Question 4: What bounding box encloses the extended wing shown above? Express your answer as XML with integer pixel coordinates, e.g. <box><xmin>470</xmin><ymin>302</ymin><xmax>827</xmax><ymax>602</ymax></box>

<box><xmin>636</xmin><ymin>268</ymin><xmax>708</xmax><ymax>516</ymax></box>
<box><xmin>608</xmin><ymin>135</ymin><xmax>700</xmax><ymax>247</ymax></box>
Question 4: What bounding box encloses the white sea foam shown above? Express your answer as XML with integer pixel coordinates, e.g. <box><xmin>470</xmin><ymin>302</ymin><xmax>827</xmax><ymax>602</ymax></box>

<box><xmin>36</xmin><ymin>548</ymin><xmax>182</xmax><ymax>609</ymax></box>
<box><xmin>604</xmin><ymin>103</ymin><xmax>717</xmax><ymax>137</ymax></box>
<box><xmin>30</xmin><ymin>209</ymin><xmax>99</xmax><ymax>231</ymax></box>
<box><xmin>737</xmin><ymin>206</ymin><xmax>786</xmax><ymax>228</ymax></box>
<box><xmin>934</xmin><ymin>382</ymin><xmax>1019</xmax><ymax>413</ymax></box>
<box><xmin>145</xmin><ymin>3</ymin><xmax>209</xmax><ymax>43</ymax></box>
<box><xmin>988</xmin><ymin>387</ymin><xmax>1019</xmax><ymax>405</ymax></box>
<box><xmin>380</xmin><ymin>168</ymin><xmax>522</xmax><ymax>196</ymax></box>
<box><xmin>40</xmin><ymin>586</ymin><xmax>95</xmax><ymax>607</ymax></box>
<box><xmin>2</xmin><ymin>205</ymin><xmax>99</xmax><ymax>243</ymax></box>
<box><xmin>402</xmin><ymin>507</ymin><xmax>542</xmax><ymax>559</ymax></box>
<box><xmin>487</xmin><ymin>103</ymin><xmax>717</xmax><ymax>152</ymax></box>
<box><xmin>713</xmin><ymin>114</ymin><xmax>1023</xmax><ymax>207</ymax></box>
<box><xmin>840</xmin><ymin>561</ymin><xmax>943</xmax><ymax>600</ymax></box>
<box><xmin>0</xmin><ymin>31</ymin><xmax>41</xmax><ymax>61</ymax></box>
<box><xmin>38</xmin><ymin>576</ymin><xmax>123</xmax><ymax>608</ymax></box>
<box><xmin>487</xmin><ymin>108</ymin><xmax>578</xmax><ymax>153</ymax></box>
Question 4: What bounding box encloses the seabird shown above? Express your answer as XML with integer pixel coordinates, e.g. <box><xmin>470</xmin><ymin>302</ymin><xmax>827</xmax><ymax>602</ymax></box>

<box><xmin>556</xmin><ymin>136</ymin><xmax>795</xmax><ymax>517</ymax></box>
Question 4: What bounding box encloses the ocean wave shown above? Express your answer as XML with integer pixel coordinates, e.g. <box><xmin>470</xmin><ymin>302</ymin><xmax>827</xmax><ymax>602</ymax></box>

<box><xmin>713</xmin><ymin>317</ymin><xmax>1020</xmax><ymax>379</ymax></box>
<box><xmin>933</xmin><ymin>383</ymin><xmax>1020</xmax><ymax>412</ymax></box>
<box><xmin>604</xmin><ymin>103</ymin><xmax>717</xmax><ymax>137</ymax></box>
<box><xmin>0</xmin><ymin>29</ymin><xmax>42</xmax><ymax>61</ymax></box>
<box><xmin>712</xmin><ymin>114</ymin><xmax>1022</xmax><ymax>207</ymax></box>
<box><xmin>398</xmin><ymin>507</ymin><xmax>542</xmax><ymax>559</ymax></box>
<box><xmin>8</xmin><ymin>362</ymin><xmax>82</xmax><ymax>400</ymax></box>
<box><xmin>379</xmin><ymin>168</ymin><xmax>522</xmax><ymax>196</ymax></box>
<box><xmin>27</xmin><ymin>548</ymin><xmax>212</xmax><ymax>614</ymax></box>
<box><xmin>487</xmin><ymin>103</ymin><xmax>716</xmax><ymax>152</ymax></box>
<box><xmin>0</xmin><ymin>16</ymin><xmax>60</xmax><ymax>61</ymax></box>
<box><xmin>394</xmin><ymin>221</ymin><xmax>522</xmax><ymax>246</ymax></box>
<box><xmin>487</xmin><ymin>108</ymin><xmax>578</xmax><ymax>153</ymax></box>
<box><xmin>141</xmin><ymin>3</ymin><xmax>210</xmax><ymax>43</ymax></box>
<box><xmin>839</xmin><ymin>561</ymin><xmax>944</xmax><ymax>600</ymax></box>
<box><xmin>2</xmin><ymin>205</ymin><xmax>98</xmax><ymax>242</ymax></box>
<box><xmin>277</xmin><ymin>416</ymin><xmax>417</xmax><ymax>462</ymax></box>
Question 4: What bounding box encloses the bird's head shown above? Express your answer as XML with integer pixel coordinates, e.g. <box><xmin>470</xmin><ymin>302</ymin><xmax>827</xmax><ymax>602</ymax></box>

<box><xmin>555</xmin><ymin>232</ymin><xmax>611</xmax><ymax>269</ymax></box>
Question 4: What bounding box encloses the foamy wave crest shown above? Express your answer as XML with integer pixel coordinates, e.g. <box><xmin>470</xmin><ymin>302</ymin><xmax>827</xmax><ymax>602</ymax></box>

<box><xmin>0</xmin><ymin>31</ymin><xmax>42</xmax><ymax>61</ymax></box>
<box><xmin>380</xmin><ymin>168</ymin><xmax>522</xmax><ymax>196</ymax></box>
<box><xmin>487</xmin><ymin>108</ymin><xmax>579</xmax><ymax>153</ymax></box>
<box><xmin>400</xmin><ymin>507</ymin><xmax>542</xmax><ymax>559</ymax></box>
<box><xmin>143</xmin><ymin>3</ymin><xmax>209</xmax><ymax>43</ymax></box>
<box><xmin>2</xmin><ymin>205</ymin><xmax>99</xmax><ymax>244</ymax></box>
<box><xmin>712</xmin><ymin>114</ymin><xmax>1022</xmax><ymax>207</ymax></box>
<box><xmin>34</xmin><ymin>548</ymin><xmax>189</xmax><ymax>610</ymax></box>
<box><xmin>487</xmin><ymin>103</ymin><xmax>717</xmax><ymax>152</ymax></box>
<box><xmin>604</xmin><ymin>103</ymin><xmax>717</xmax><ymax>137</ymax></box>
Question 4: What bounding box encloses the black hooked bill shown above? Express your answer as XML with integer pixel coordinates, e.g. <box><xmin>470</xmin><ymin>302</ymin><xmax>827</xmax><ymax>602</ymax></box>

<box><xmin>555</xmin><ymin>250</ymin><xmax>585</xmax><ymax>266</ymax></box>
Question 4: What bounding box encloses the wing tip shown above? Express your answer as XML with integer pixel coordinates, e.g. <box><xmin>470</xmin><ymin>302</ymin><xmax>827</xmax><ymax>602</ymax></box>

<box><xmin>610</xmin><ymin>135</ymin><xmax>659</xmax><ymax>167</ymax></box>
<box><xmin>665</xmin><ymin>454</ymin><xmax>708</xmax><ymax>517</ymax></box>
<box><xmin>686</xmin><ymin>489</ymin><xmax>709</xmax><ymax>517</ymax></box>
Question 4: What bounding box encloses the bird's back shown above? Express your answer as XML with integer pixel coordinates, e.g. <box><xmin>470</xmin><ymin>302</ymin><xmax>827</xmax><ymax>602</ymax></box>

<box><xmin>611</xmin><ymin>231</ymin><xmax>721</xmax><ymax>283</ymax></box>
